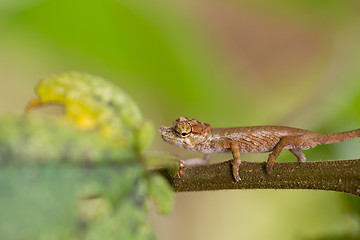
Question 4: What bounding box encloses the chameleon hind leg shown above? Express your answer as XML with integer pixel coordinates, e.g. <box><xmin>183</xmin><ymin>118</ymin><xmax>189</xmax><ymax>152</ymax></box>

<box><xmin>290</xmin><ymin>148</ymin><xmax>306</xmax><ymax>163</ymax></box>
<box><xmin>266</xmin><ymin>135</ymin><xmax>315</xmax><ymax>173</ymax></box>
<box><xmin>266</xmin><ymin>136</ymin><xmax>303</xmax><ymax>173</ymax></box>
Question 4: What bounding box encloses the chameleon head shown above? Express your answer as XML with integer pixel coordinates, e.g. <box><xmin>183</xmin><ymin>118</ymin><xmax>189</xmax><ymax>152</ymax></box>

<box><xmin>158</xmin><ymin>117</ymin><xmax>211</xmax><ymax>151</ymax></box>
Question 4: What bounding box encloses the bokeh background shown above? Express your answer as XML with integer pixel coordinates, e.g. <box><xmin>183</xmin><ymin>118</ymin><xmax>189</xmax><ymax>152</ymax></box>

<box><xmin>1</xmin><ymin>0</ymin><xmax>360</xmax><ymax>239</ymax></box>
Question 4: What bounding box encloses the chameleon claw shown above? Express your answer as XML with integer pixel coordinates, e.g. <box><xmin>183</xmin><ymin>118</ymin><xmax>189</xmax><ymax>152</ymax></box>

<box><xmin>232</xmin><ymin>161</ymin><xmax>241</xmax><ymax>182</ymax></box>
<box><xmin>176</xmin><ymin>161</ymin><xmax>186</xmax><ymax>178</ymax></box>
<box><xmin>25</xmin><ymin>99</ymin><xmax>43</xmax><ymax>113</ymax></box>
<box><xmin>266</xmin><ymin>162</ymin><xmax>274</xmax><ymax>174</ymax></box>
<box><xmin>234</xmin><ymin>174</ymin><xmax>241</xmax><ymax>182</ymax></box>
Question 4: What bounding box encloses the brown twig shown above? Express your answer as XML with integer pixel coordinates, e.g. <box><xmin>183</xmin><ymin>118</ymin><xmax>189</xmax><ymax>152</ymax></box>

<box><xmin>160</xmin><ymin>159</ymin><xmax>360</xmax><ymax>196</ymax></box>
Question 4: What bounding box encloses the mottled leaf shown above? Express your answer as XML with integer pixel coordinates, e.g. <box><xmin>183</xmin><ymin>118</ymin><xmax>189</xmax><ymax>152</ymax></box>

<box><xmin>27</xmin><ymin>72</ymin><xmax>153</xmax><ymax>153</ymax></box>
<box><xmin>0</xmin><ymin>72</ymin><xmax>174</xmax><ymax>240</ymax></box>
<box><xmin>0</xmin><ymin>115</ymin><xmax>134</xmax><ymax>164</ymax></box>
<box><xmin>147</xmin><ymin>173</ymin><xmax>175</xmax><ymax>215</ymax></box>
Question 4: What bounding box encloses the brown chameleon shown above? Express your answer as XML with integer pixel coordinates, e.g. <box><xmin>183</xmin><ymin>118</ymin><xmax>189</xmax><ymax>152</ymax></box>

<box><xmin>158</xmin><ymin>117</ymin><xmax>360</xmax><ymax>181</ymax></box>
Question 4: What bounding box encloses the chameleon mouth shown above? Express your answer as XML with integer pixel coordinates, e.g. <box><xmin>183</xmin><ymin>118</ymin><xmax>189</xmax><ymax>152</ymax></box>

<box><xmin>160</xmin><ymin>133</ymin><xmax>176</xmax><ymax>144</ymax></box>
<box><xmin>158</xmin><ymin>126</ymin><xmax>175</xmax><ymax>143</ymax></box>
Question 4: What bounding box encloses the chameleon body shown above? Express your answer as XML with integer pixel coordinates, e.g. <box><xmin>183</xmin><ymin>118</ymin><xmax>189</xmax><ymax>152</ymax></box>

<box><xmin>158</xmin><ymin>117</ymin><xmax>360</xmax><ymax>181</ymax></box>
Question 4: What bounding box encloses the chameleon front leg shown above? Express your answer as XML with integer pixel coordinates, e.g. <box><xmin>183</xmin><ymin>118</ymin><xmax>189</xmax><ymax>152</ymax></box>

<box><xmin>181</xmin><ymin>154</ymin><xmax>212</xmax><ymax>167</ymax></box>
<box><xmin>230</xmin><ymin>140</ymin><xmax>241</xmax><ymax>182</ymax></box>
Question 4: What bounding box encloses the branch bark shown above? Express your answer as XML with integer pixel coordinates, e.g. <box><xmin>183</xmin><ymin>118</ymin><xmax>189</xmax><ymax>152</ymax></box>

<box><xmin>161</xmin><ymin>159</ymin><xmax>360</xmax><ymax>196</ymax></box>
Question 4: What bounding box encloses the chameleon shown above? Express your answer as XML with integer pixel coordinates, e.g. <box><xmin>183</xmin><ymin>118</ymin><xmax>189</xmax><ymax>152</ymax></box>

<box><xmin>158</xmin><ymin>117</ymin><xmax>360</xmax><ymax>181</ymax></box>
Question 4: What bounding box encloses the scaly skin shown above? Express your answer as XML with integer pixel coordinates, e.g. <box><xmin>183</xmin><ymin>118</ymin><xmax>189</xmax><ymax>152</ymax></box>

<box><xmin>158</xmin><ymin>117</ymin><xmax>360</xmax><ymax>181</ymax></box>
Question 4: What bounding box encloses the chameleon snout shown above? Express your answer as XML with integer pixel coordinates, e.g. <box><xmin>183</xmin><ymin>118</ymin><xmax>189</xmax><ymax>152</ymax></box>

<box><xmin>158</xmin><ymin>126</ymin><xmax>169</xmax><ymax>133</ymax></box>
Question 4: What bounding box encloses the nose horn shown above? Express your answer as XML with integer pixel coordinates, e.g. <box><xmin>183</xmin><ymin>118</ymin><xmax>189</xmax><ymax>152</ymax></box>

<box><xmin>158</xmin><ymin>126</ymin><xmax>168</xmax><ymax>132</ymax></box>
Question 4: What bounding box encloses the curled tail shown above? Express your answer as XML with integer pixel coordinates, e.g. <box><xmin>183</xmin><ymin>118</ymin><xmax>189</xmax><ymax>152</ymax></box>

<box><xmin>313</xmin><ymin>128</ymin><xmax>360</xmax><ymax>145</ymax></box>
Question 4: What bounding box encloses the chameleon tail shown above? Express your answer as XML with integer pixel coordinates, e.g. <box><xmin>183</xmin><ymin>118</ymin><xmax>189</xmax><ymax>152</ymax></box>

<box><xmin>313</xmin><ymin>128</ymin><xmax>360</xmax><ymax>145</ymax></box>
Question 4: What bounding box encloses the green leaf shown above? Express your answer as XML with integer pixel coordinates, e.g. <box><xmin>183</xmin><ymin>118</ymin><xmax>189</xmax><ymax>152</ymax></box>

<box><xmin>147</xmin><ymin>174</ymin><xmax>175</xmax><ymax>215</ymax></box>
<box><xmin>136</xmin><ymin>121</ymin><xmax>155</xmax><ymax>154</ymax></box>
<box><xmin>0</xmin><ymin>115</ymin><xmax>164</xmax><ymax>239</ymax></box>
<box><xmin>0</xmin><ymin>164</ymin><xmax>154</xmax><ymax>240</ymax></box>
<box><xmin>143</xmin><ymin>153</ymin><xmax>181</xmax><ymax>177</ymax></box>
<box><xmin>0</xmin><ymin>115</ymin><xmax>134</xmax><ymax>164</ymax></box>
<box><xmin>0</xmin><ymin>72</ymin><xmax>174</xmax><ymax>239</ymax></box>
<box><xmin>27</xmin><ymin>72</ymin><xmax>151</xmax><ymax>152</ymax></box>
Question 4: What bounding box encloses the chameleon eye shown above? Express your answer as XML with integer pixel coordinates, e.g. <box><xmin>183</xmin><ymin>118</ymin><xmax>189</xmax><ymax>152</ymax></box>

<box><xmin>174</xmin><ymin>121</ymin><xmax>192</xmax><ymax>137</ymax></box>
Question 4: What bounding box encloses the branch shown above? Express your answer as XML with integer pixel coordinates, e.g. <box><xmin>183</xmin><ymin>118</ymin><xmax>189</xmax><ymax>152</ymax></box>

<box><xmin>160</xmin><ymin>159</ymin><xmax>360</xmax><ymax>196</ymax></box>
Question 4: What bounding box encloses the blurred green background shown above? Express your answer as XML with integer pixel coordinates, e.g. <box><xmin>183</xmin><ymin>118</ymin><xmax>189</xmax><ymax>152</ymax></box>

<box><xmin>1</xmin><ymin>0</ymin><xmax>360</xmax><ymax>239</ymax></box>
